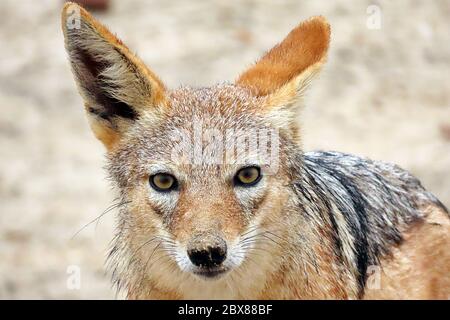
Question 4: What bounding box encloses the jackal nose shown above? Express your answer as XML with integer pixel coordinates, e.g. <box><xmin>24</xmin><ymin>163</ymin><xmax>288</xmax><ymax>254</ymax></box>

<box><xmin>187</xmin><ymin>235</ymin><xmax>227</xmax><ymax>268</ymax></box>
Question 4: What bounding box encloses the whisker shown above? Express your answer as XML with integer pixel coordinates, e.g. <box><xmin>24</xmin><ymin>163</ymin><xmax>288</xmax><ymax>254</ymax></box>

<box><xmin>71</xmin><ymin>200</ymin><xmax>130</xmax><ymax>239</ymax></box>
<box><xmin>142</xmin><ymin>241</ymin><xmax>163</xmax><ymax>275</ymax></box>
<box><xmin>129</xmin><ymin>235</ymin><xmax>173</xmax><ymax>262</ymax></box>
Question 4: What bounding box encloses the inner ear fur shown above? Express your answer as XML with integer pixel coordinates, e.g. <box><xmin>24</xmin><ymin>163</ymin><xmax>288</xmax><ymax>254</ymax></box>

<box><xmin>61</xmin><ymin>2</ymin><xmax>166</xmax><ymax>149</ymax></box>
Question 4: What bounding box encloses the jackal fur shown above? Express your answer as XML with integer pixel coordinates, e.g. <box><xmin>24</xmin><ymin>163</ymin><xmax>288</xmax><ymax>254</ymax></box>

<box><xmin>62</xmin><ymin>3</ymin><xmax>449</xmax><ymax>299</ymax></box>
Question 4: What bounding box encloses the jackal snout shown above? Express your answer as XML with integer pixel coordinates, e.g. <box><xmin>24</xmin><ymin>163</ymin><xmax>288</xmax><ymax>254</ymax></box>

<box><xmin>187</xmin><ymin>233</ymin><xmax>228</xmax><ymax>269</ymax></box>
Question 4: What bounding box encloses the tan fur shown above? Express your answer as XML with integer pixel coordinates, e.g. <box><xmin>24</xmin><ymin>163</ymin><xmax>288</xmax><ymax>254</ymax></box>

<box><xmin>85</xmin><ymin>103</ymin><xmax>119</xmax><ymax>149</ymax></box>
<box><xmin>239</xmin><ymin>17</ymin><xmax>331</xmax><ymax>143</ymax></box>
<box><xmin>237</xmin><ymin>16</ymin><xmax>330</xmax><ymax>97</ymax></box>
<box><xmin>364</xmin><ymin>206</ymin><xmax>450</xmax><ymax>299</ymax></box>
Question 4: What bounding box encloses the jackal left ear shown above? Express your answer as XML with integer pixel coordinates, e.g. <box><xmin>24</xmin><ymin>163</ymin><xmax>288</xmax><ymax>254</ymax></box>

<box><xmin>61</xmin><ymin>3</ymin><xmax>166</xmax><ymax>150</ymax></box>
<box><xmin>236</xmin><ymin>17</ymin><xmax>330</xmax><ymax>138</ymax></box>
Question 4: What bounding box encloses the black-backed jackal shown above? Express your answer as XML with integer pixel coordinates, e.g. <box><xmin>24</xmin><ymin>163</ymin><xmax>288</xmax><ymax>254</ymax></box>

<box><xmin>62</xmin><ymin>3</ymin><xmax>449</xmax><ymax>299</ymax></box>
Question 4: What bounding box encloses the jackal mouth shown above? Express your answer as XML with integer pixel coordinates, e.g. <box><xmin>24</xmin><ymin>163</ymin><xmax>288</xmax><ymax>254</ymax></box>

<box><xmin>192</xmin><ymin>267</ymin><xmax>230</xmax><ymax>280</ymax></box>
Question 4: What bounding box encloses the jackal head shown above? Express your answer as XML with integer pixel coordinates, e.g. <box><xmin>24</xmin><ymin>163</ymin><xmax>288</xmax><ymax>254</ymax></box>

<box><xmin>62</xmin><ymin>3</ymin><xmax>329</xmax><ymax>290</ymax></box>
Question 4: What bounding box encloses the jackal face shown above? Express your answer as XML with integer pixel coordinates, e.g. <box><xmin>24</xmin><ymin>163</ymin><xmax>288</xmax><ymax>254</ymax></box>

<box><xmin>62</xmin><ymin>3</ymin><xmax>329</xmax><ymax>282</ymax></box>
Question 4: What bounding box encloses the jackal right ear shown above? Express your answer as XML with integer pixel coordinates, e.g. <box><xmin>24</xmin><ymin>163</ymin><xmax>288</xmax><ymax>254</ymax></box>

<box><xmin>61</xmin><ymin>3</ymin><xmax>166</xmax><ymax>150</ymax></box>
<box><xmin>236</xmin><ymin>17</ymin><xmax>330</xmax><ymax>140</ymax></box>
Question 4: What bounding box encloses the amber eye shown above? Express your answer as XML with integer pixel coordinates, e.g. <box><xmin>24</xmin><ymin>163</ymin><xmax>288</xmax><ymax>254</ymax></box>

<box><xmin>149</xmin><ymin>173</ymin><xmax>177</xmax><ymax>192</ymax></box>
<box><xmin>234</xmin><ymin>166</ymin><xmax>261</xmax><ymax>187</ymax></box>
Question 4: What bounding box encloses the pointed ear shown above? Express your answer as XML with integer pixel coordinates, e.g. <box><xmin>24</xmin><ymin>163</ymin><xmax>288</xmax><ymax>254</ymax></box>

<box><xmin>61</xmin><ymin>3</ymin><xmax>166</xmax><ymax>149</ymax></box>
<box><xmin>236</xmin><ymin>16</ymin><xmax>330</xmax><ymax>139</ymax></box>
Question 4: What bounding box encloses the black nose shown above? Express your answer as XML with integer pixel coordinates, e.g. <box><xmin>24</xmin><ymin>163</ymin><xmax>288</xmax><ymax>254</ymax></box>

<box><xmin>187</xmin><ymin>235</ymin><xmax>227</xmax><ymax>268</ymax></box>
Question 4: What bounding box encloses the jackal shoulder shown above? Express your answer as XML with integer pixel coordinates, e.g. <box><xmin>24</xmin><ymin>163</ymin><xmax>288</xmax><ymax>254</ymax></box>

<box><xmin>295</xmin><ymin>151</ymin><xmax>448</xmax><ymax>293</ymax></box>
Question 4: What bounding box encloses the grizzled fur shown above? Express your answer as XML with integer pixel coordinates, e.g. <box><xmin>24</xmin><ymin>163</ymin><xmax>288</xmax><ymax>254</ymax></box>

<box><xmin>104</xmin><ymin>83</ymin><xmax>447</xmax><ymax>298</ymax></box>
<box><xmin>106</xmin><ymin>102</ymin><xmax>447</xmax><ymax>298</ymax></box>
<box><xmin>295</xmin><ymin>151</ymin><xmax>447</xmax><ymax>296</ymax></box>
<box><xmin>62</xmin><ymin>3</ymin><xmax>449</xmax><ymax>299</ymax></box>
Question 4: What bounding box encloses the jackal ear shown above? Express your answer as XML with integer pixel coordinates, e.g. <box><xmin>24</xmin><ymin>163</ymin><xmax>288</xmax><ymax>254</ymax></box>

<box><xmin>236</xmin><ymin>16</ymin><xmax>330</xmax><ymax>139</ymax></box>
<box><xmin>61</xmin><ymin>3</ymin><xmax>166</xmax><ymax>149</ymax></box>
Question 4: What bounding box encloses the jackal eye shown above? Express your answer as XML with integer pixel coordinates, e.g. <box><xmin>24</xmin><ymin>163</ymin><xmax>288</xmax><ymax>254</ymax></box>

<box><xmin>149</xmin><ymin>173</ymin><xmax>178</xmax><ymax>192</ymax></box>
<box><xmin>234</xmin><ymin>166</ymin><xmax>261</xmax><ymax>187</ymax></box>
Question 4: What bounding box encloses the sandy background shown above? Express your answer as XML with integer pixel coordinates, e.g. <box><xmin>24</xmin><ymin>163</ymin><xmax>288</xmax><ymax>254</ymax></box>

<box><xmin>0</xmin><ymin>0</ymin><xmax>449</xmax><ymax>299</ymax></box>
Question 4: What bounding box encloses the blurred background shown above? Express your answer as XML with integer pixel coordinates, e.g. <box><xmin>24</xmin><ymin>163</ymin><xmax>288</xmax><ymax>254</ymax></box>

<box><xmin>0</xmin><ymin>0</ymin><xmax>449</xmax><ymax>299</ymax></box>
